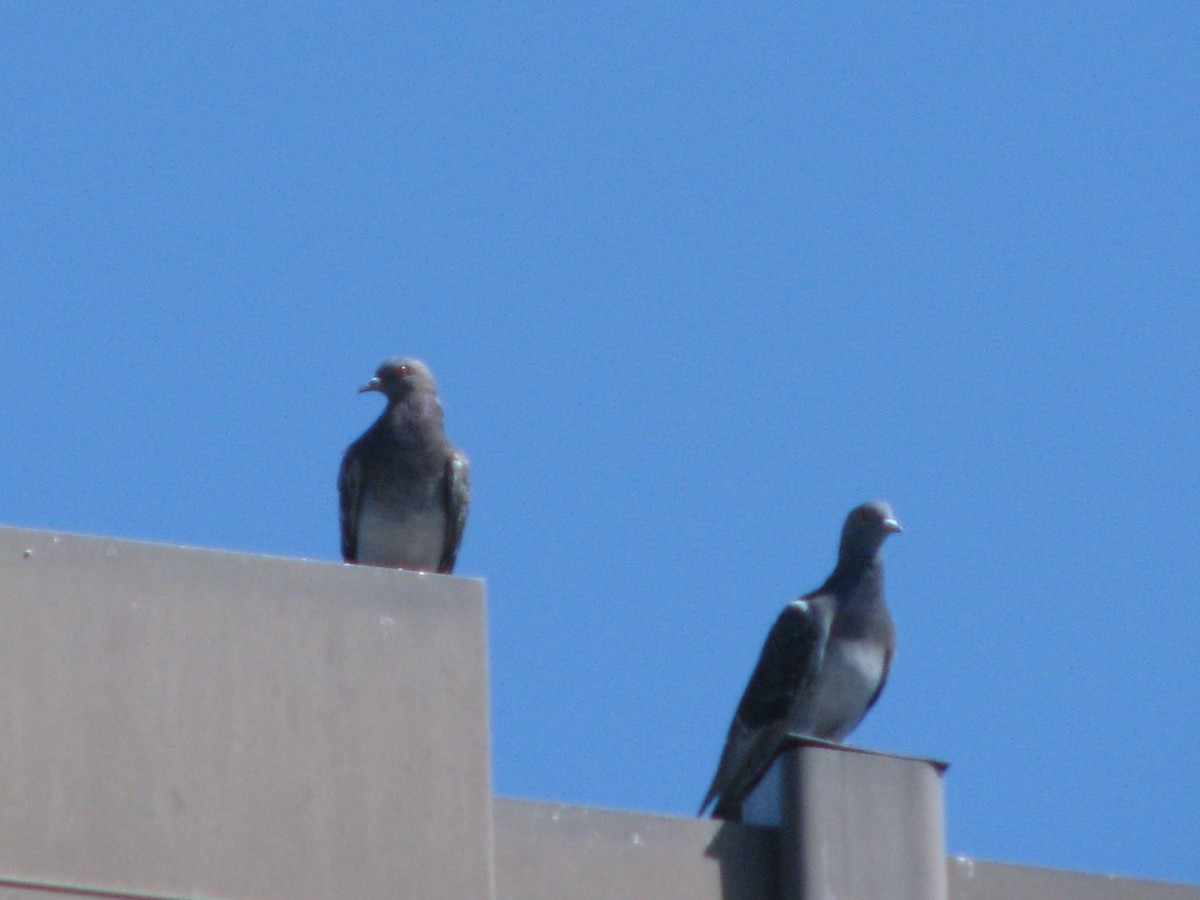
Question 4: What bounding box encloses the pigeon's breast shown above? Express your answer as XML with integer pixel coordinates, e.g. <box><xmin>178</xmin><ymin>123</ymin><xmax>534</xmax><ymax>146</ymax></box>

<box><xmin>798</xmin><ymin>638</ymin><xmax>886</xmax><ymax>741</ymax></box>
<box><xmin>355</xmin><ymin>496</ymin><xmax>447</xmax><ymax>571</ymax></box>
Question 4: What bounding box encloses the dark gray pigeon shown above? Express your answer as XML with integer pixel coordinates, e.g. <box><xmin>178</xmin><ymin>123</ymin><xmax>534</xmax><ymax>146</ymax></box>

<box><xmin>338</xmin><ymin>358</ymin><xmax>470</xmax><ymax>574</ymax></box>
<box><xmin>698</xmin><ymin>501</ymin><xmax>901</xmax><ymax>819</ymax></box>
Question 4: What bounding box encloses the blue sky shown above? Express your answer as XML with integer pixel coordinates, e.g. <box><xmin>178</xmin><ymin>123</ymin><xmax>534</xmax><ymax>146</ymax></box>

<box><xmin>4</xmin><ymin>3</ymin><xmax>1198</xmax><ymax>886</ymax></box>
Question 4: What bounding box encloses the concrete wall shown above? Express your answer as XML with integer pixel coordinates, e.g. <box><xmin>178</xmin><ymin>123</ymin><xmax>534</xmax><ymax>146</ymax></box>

<box><xmin>947</xmin><ymin>858</ymin><xmax>1200</xmax><ymax>900</ymax></box>
<box><xmin>0</xmin><ymin>527</ymin><xmax>495</xmax><ymax>900</ymax></box>
<box><xmin>494</xmin><ymin>798</ymin><xmax>776</xmax><ymax>900</ymax></box>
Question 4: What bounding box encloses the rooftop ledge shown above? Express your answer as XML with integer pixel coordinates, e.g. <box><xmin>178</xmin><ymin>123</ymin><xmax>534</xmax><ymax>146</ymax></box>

<box><xmin>0</xmin><ymin>526</ymin><xmax>1195</xmax><ymax>900</ymax></box>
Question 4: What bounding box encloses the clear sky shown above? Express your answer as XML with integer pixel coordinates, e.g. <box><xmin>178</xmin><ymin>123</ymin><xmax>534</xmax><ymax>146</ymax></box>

<box><xmin>4</xmin><ymin>3</ymin><xmax>1198</xmax><ymax>887</ymax></box>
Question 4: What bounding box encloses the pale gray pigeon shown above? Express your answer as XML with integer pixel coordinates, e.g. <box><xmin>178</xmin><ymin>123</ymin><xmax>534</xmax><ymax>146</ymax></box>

<box><xmin>699</xmin><ymin>501</ymin><xmax>901</xmax><ymax>819</ymax></box>
<box><xmin>338</xmin><ymin>358</ymin><xmax>469</xmax><ymax>573</ymax></box>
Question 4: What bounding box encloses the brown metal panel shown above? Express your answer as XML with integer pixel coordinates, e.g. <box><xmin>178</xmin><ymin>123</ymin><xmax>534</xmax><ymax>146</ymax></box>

<box><xmin>493</xmin><ymin>798</ymin><xmax>778</xmax><ymax>900</ymax></box>
<box><xmin>0</xmin><ymin>527</ymin><xmax>495</xmax><ymax>900</ymax></box>
<box><xmin>778</xmin><ymin>741</ymin><xmax>948</xmax><ymax>900</ymax></box>
<box><xmin>948</xmin><ymin>857</ymin><xmax>1200</xmax><ymax>900</ymax></box>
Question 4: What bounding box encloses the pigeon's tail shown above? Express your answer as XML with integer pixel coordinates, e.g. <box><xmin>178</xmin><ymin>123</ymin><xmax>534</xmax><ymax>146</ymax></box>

<box><xmin>698</xmin><ymin>723</ymin><xmax>790</xmax><ymax>822</ymax></box>
<box><xmin>698</xmin><ymin>738</ymin><xmax>737</xmax><ymax>818</ymax></box>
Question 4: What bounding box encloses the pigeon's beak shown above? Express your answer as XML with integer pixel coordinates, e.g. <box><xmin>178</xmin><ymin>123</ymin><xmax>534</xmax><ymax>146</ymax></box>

<box><xmin>883</xmin><ymin>517</ymin><xmax>902</xmax><ymax>534</ymax></box>
<box><xmin>358</xmin><ymin>377</ymin><xmax>382</xmax><ymax>394</ymax></box>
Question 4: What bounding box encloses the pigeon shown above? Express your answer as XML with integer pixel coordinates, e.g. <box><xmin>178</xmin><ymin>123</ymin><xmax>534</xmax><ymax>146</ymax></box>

<box><xmin>338</xmin><ymin>358</ymin><xmax>470</xmax><ymax>574</ymax></box>
<box><xmin>698</xmin><ymin>501</ymin><xmax>901</xmax><ymax>819</ymax></box>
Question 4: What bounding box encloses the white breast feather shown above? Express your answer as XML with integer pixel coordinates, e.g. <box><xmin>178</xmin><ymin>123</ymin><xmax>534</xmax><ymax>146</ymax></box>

<box><xmin>803</xmin><ymin>638</ymin><xmax>886</xmax><ymax>740</ymax></box>
<box><xmin>356</xmin><ymin>500</ymin><xmax>446</xmax><ymax>570</ymax></box>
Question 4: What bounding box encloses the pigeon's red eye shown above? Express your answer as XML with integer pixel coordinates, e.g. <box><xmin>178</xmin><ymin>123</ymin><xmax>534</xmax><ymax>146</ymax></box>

<box><xmin>396</xmin><ymin>365</ymin><xmax>411</xmax><ymax>377</ymax></box>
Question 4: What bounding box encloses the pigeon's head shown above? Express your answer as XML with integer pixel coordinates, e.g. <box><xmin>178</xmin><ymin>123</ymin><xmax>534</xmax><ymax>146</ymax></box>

<box><xmin>839</xmin><ymin>501</ymin><xmax>902</xmax><ymax>562</ymax></box>
<box><xmin>359</xmin><ymin>357</ymin><xmax>437</xmax><ymax>401</ymax></box>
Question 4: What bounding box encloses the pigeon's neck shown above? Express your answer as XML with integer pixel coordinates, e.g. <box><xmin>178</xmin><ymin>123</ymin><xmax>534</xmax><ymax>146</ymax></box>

<box><xmin>826</xmin><ymin>554</ymin><xmax>883</xmax><ymax>599</ymax></box>
<box><xmin>830</xmin><ymin>561</ymin><xmax>890</xmax><ymax>644</ymax></box>
<box><xmin>837</xmin><ymin>535</ymin><xmax>881</xmax><ymax>567</ymax></box>
<box><xmin>384</xmin><ymin>396</ymin><xmax>445</xmax><ymax>446</ymax></box>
